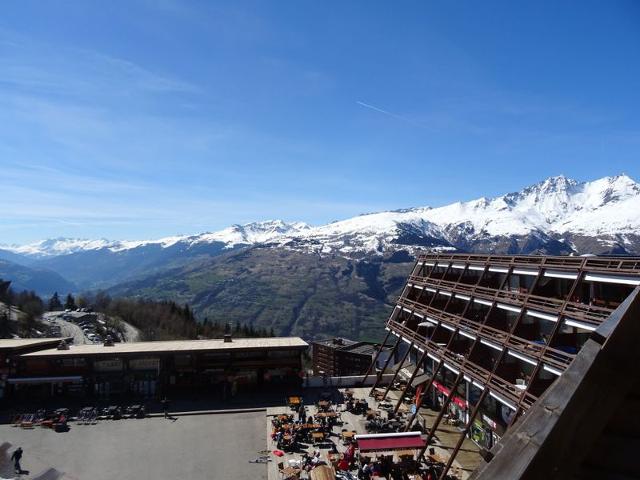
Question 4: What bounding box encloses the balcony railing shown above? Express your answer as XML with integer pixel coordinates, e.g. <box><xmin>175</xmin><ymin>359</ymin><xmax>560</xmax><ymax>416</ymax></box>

<box><xmin>407</xmin><ymin>275</ymin><xmax>611</xmax><ymax>328</ymax></box>
<box><xmin>397</xmin><ymin>297</ymin><xmax>574</xmax><ymax>372</ymax></box>
<box><xmin>386</xmin><ymin>319</ymin><xmax>528</xmax><ymax>408</ymax></box>
<box><xmin>417</xmin><ymin>253</ymin><xmax>640</xmax><ymax>276</ymax></box>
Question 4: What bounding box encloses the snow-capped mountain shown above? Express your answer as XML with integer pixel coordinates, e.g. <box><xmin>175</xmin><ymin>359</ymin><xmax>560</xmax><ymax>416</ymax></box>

<box><xmin>3</xmin><ymin>174</ymin><xmax>640</xmax><ymax>260</ymax></box>
<box><xmin>285</xmin><ymin>173</ymin><xmax>640</xmax><ymax>255</ymax></box>
<box><xmin>2</xmin><ymin>220</ymin><xmax>312</xmax><ymax>258</ymax></box>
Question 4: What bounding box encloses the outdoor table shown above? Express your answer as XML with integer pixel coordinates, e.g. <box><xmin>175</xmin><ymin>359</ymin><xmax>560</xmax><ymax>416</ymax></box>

<box><xmin>281</xmin><ymin>423</ymin><xmax>320</xmax><ymax>430</ymax></box>
<box><xmin>341</xmin><ymin>431</ymin><xmax>356</xmax><ymax>442</ymax></box>
<box><xmin>311</xmin><ymin>432</ymin><xmax>325</xmax><ymax>443</ymax></box>
<box><xmin>281</xmin><ymin>466</ymin><xmax>301</xmax><ymax>478</ymax></box>
<box><xmin>396</xmin><ymin>449</ymin><xmax>414</xmax><ymax>459</ymax></box>
<box><xmin>428</xmin><ymin>453</ymin><xmax>446</xmax><ymax>464</ymax></box>
<box><xmin>316</xmin><ymin>412</ymin><xmax>338</xmax><ymax>418</ymax></box>
<box><xmin>310</xmin><ymin>465</ymin><xmax>335</xmax><ymax>480</ymax></box>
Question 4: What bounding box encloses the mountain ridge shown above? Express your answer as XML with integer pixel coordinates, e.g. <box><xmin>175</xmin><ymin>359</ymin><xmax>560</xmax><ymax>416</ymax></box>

<box><xmin>4</xmin><ymin>173</ymin><xmax>638</xmax><ymax>260</ymax></box>
<box><xmin>1</xmin><ymin>173</ymin><xmax>638</xmax><ymax>339</ymax></box>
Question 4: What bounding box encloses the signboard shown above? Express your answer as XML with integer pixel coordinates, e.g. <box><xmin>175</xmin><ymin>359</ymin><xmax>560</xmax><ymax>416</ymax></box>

<box><xmin>129</xmin><ymin>358</ymin><xmax>160</xmax><ymax>371</ymax></box>
<box><xmin>94</xmin><ymin>359</ymin><xmax>123</xmax><ymax>372</ymax></box>
<box><xmin>432</xmin><ymin>379</ymin><xmax>468</xmax><ymax>409</ymax></box>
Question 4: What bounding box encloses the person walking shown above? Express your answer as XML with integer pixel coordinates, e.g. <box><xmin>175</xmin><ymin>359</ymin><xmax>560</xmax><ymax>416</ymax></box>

<box><xmin>11</xmin><ymin>447</ymin><xmax>23</xmax><ymax>473</ymax></box>
<box><xmin>161</xmin><ymin>396</ymin><xmax>170</xmax><ymax>418</ymax></box>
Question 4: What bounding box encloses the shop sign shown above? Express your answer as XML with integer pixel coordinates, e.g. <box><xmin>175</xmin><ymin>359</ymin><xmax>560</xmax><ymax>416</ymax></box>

<box><xmin>433</xmin><ymin>380</ymin><xmax>468</xmax><ymax>409</ymax></box>
<box><xmin>94</xmin><ymin>359</ymin><xmax>123</xmax><ymax>372</ymax></box>
<box><xmin>452</xmin><ymin>396</ymin><xmax>468</xmax><ymax>410</ymax></box>
<box><xmin>482</xmin><ymin>414</ymin><xmax>497</xmax><ymax>430</ymax></box>
<box><xmin>129</xmin><ymin>358</ymin><xmax>160</xmax><ymax>371</ymax></box>
<box><xmin>432</xmin><ymin>380</ymin><xmax>450</xmax><ymax>396</ymax></box>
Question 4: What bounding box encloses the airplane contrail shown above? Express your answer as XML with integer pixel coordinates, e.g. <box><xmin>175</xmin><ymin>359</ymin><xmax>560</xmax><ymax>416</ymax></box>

<box><xmin>356</xmin><ymin>101</ymin><xmax>424</xmax><ymax>127</ymax></box>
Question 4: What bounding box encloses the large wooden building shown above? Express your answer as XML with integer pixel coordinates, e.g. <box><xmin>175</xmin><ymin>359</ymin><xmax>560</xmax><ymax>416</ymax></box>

<box><xmin>366</xmin><ymin>253</ymin><xmax>640</xmax><ymax>479</ymax></box>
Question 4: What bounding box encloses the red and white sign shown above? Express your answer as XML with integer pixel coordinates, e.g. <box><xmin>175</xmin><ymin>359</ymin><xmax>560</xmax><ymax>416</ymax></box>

<box><xmin>432</xmin><ymin>380</ymin><xmax>468</xmax><ymax>409</ymax></box>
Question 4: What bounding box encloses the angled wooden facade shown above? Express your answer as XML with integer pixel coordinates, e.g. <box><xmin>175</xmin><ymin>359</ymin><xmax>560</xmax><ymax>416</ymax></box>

<box><xmin>369</xmin><ymin>253</ymin><xmax>640</xmax><ymax>479</ymax></box>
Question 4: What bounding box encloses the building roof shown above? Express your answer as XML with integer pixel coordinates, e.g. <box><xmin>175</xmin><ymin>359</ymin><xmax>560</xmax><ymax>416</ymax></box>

<box><xmin>356</xmin><ymin>432</ymin><xmax>427</xmax><ymax>452</ymax></box>
<box><xmin>313</xmin><ymin>337</ymin><xmax>386</xmax><ymax>355</ymax></box>
<box><xmin>344</xmin><ymin>343</ymin><xmax>379</xmax><ymax>355</ymax></box>
<box><xmin>313</xmin><ymin>337</ymin><xmax>359</xmax><ymax>348</ymax></box>
<box><xmin>0</xmin><ymin>338</ymin><xmax>70</xmax><ymax>351</ymax></box>
<box><xmin>21</xmin><ymin>336</ymin><xmax>309</xmax><ymax>358</ymax></box>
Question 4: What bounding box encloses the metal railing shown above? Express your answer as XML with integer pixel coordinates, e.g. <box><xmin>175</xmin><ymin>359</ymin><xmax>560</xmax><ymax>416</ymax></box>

<box><xmin>397</xmin><ymin>297</ymin><xmax>574</xmax><ymax>372</ymax></box>
<box><xmin>417</xmin><ymin>253</ymin><xmax>640</xmax><ymax>276</ymax></box>
<box><xmin>387</xmin><ymin>319</ymin><xmax>527</xmax><ymax>407</ymax></box>
<box><xmin>407</xmin><ymin>275</ymin><xmax>611</xmax><ymax>328</ymax></box>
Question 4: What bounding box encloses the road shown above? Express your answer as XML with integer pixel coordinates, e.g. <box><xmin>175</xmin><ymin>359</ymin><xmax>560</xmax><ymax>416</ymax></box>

<box><xmin>42</xmin><ymin>311</ymin><xmax>140</xmax><ymax>345</ymax></box>
<box><xmin>42</xmin><ymin>312</ymin><xmax>89</xmax><ymax>344</ymax></box>
<box><xmin>120</xmin><ymin>317</ymin><xmax>141</xmax><ymax>342</ymax></box>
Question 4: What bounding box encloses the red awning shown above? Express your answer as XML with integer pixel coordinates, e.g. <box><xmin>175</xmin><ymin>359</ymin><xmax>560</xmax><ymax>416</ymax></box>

<box><xmin>357</xmin><ymin>434</ymin><xmax>426</xmax><ymax>452</ymax></box>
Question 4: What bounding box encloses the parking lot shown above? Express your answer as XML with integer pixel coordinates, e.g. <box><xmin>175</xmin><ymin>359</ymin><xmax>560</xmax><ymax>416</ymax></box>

<box><xmin>42</xmin><ymin>311</ymin><xmax>140</xmax><ymax>345</ymax></box>
<box><xmin>1</xmin><ymin>411</ymin><xmax>267</xmax><ymax>480</ymax></box>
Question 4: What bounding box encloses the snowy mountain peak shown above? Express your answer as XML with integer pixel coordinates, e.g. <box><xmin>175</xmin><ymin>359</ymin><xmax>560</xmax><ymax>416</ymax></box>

<box><xmin>3</xmin><ymin>174</ymin><xmax>639</xmax><ymax>258</ymax></box>
<box><xmin>4</xmin><ymin>237</ymin><xmax>118</xmax><ymax>258</ymax></box>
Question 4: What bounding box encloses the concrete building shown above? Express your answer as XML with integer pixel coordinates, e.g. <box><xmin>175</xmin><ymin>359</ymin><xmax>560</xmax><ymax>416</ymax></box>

<box><xmin>367</xmin><ymin>253</ymin><xmax>640</xmax><ymax>479</ymax></box>
<box><xmin>5</xmin><ymin>336</ymin><xmax>308</xmax><ymax>401</ymax></box>
<box><xmin>0</xmin><ymin>338</ymin><xmax>71</xmax><ymax>399</ymax></box>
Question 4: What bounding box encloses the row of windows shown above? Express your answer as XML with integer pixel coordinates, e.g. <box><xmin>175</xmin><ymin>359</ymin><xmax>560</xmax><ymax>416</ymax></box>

<box><xmin>412</xmin><ymin>264</ymin><xmax>634</xmax><ymax>308</ymax></box>
<box><xmin>400</xmin><ymin>290</ymin><xmax>592</xmax><ymax>352</ymax></box>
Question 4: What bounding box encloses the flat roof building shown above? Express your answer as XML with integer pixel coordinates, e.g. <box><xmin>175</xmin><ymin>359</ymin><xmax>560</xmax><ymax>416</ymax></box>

<box><xmin>367</xmin><ymin>253</ymin><xmax>640</xmax><ymax>479</ymax></box>
<box><xmin>7</xmin><ymin>336</ymin><xmax>308</xmax><ymax>401</ymax></box>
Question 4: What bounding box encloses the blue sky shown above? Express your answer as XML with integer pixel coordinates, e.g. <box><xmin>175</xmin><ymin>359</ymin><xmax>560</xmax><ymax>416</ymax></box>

<box><xmin>1</xmin><ymin>0</ymin><xmax>639</xmax><ymax>244</ymax></box>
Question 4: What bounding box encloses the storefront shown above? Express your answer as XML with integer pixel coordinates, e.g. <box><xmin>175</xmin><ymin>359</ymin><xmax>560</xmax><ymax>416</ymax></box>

<box><xmin>12</xmin><ymin>337</ymin><xmax>308</xmax><ymax>401</ymax></box>
<box><xmin>431</xmin><ymin>379</ymin><xmax>468</xmax><ymax>423</ymax></box>
<box><xmin>7</xmin><ymin>375</ymin><xmax>84</xmax><ymax>398</ymax></box>
<box><xmin>93</xmin><ymin>358</ymin><xmax>125</xmax><ymax>396</ymax></box>
<box><xmin>470</xmin><ymin>415</ymin><xmax>502</xmax><ymax>450</ymax></box>
<box><xmin>128</xmin><ymin>357</ymin><xmax>159</xmax><ymax>397</ymax></box>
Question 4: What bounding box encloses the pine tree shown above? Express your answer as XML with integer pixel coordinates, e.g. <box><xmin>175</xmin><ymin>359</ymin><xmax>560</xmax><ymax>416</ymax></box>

<box><xmin>0</xmin><ymin>311</ymin><xmax>11</xmax><ymax>338</ymax></box>
<box><xmin>64</xmin><ymin>293</ymin><xmax>76</xmax><ymax>310</ymax></box>
<box><xmin>48</xmin><ymin>292</ymin><xmax>63</xmax><ymax>311</ymax></box>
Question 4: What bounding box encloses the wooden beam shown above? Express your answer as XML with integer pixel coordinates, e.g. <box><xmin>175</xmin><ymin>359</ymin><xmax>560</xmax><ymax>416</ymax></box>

<box><xmin>369</xmin><ymin>334</ymin><xmax>402</xmax><ymax>396</ymax></box>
